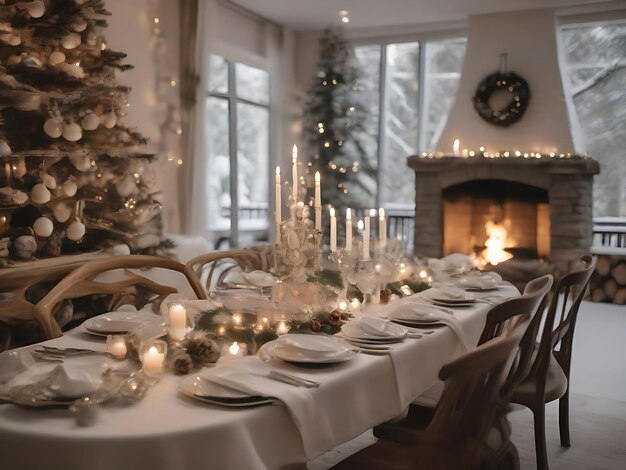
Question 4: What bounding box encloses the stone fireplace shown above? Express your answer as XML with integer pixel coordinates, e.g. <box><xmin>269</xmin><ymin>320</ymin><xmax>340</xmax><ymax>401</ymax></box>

<box><xmin>408</xmin><ymin>155</ymin><xmax>599</xmax><ymax>274</ymax></box>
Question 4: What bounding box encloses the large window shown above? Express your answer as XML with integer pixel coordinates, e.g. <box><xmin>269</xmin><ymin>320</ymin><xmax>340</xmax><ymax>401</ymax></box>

<box><xmin>206</xmin><ymin>55</ymin><xmax>270</xmax><ymax>247</ymax></box>
<box><xmin>560</xmin><ymin>22</ymin><xmax>626</xmax><ymax>217</ymax></box>
<box><xmin>348</xmin><ymin>37</ymin><xmax>466</xmax><ymax>207</ymax></box>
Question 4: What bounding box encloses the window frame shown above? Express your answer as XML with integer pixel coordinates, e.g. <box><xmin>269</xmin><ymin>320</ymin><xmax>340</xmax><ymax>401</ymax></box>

<box><xmin>207</xmin><ymin>56</ymin><xmax>271</xmax><ymax>247</ymax></box>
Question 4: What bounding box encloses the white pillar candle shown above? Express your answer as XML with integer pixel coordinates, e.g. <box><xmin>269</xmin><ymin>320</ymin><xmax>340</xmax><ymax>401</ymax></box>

<box><xmin>329</xmin><ymin>206</ymin><xmax>337</xmax><ymax>252</ymax></box>
<box><xmin>379</xmin><ymin>208</ymin><xmax>387</xmax><ymax>251</ymax></box>
<box><xmin>227</xmin><ymin>341</ymin><xmax>246</xmax><ymax>357</ymax></box>
<box><xmin>453</xmin><ymin>139</ymin><xmax>460</xmax><ymax>156</ymax></box>
<box><xmin>275</xmin><ymin>166</ymin><xmax>281</xmax><ymax>243</ymax></box>
<box><xmin>363</xmin><ymin>214</ymin><xmax>371</xmax><ymax>260</ymax></box>
<box><xmin>168</xmin><ymin>304</ymin><xmax>187</xmax><ymax>340</ymax></box>
<box><xmin>346</xmin><ymin>208</ymin><xmax>353</xmax><ymax>251</ymax></box>
<box><xmin>142</xmin><ymin>345</ymin><xmax>165</xmax><ymax>375</ymax></box>
<box><xmin>276</xmin><ymin>321</ymin><xmax>289</xmax><ymax>335</ymax></box>
<box><xmin>314</xmin><ymin>171</ymin><xmax>321</xmax><ymax>231</ymax></box>
<box><xmin>291</xmin><ymin>145</ymin><xmax>298</xmax><ymax>202</ymax></box>
<box><xmin>106</xmin><ymin>335</ymin><xmax>127</xmax><ymax>359</ymax></box>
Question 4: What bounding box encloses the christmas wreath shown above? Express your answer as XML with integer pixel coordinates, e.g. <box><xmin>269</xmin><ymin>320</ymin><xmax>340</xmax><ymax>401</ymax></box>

<box><xmin>473</xmin><ymin>72</ymin><xmax>530</xmax><ymax>127</ymax></box>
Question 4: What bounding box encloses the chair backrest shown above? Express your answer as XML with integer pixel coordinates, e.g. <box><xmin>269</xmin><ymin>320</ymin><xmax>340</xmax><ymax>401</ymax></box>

<box><xmin>530</xmin><ymin>255</ymin><xmax>596</xmax><ymax>384</ymax></box>
<box><xmin>422</xmin><ymin>313</ymin><xmax>531</xmax><ymax>469</ymax></box>
<box><xmin>477</xmin><ymin>274</ymin><xmax>553</xmax><ymax>346</ymax></box>
<box><xmin>186</xmin><ymin>246</ymin><xmax>273</xmax><ymax>293</ymax></box>
<box><xmin>33</xmin><ymin>255</ymin><xmax>206</xmax><ymax>339</ymax></box>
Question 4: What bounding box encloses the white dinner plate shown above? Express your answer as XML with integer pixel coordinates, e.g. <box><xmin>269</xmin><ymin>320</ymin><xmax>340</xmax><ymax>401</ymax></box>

<box><xmin>178</xmin><ymin>375</ymin><xmax>275</xmax><ymax>407</ymax></box>
<box><xmin>341</xmin><ymin>318</ymin><xmax>408</xmax><ymax>342</ymax></box>
<box><xmin>83</xmin><ymin>313</ymin><xmax>166</xmax><ymax>337</ymax></box>
<box><xmin>261</xmin><ymin>335</ymin><xmax>358</xmax><ymax>364</ymax></box>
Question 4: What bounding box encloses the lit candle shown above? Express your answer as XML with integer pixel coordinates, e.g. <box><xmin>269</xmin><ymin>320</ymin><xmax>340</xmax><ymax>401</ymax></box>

<box><xmin>106</xmin><ymin>335</ymin><xmax>127</xmax><ymax>359</ymax></box>
<box><xmin>168</xmin><ymin>304</ymin><xmax>187</xmax><ymax>340</ymax></box>
<box><xmin>142</xmin><ymin>344</ymin><xmax>165</xmax><ymax>376</ymax></box>
<box><xmin>275</xmin><ymin>166</ymin><xmax>281</xmax><ymax>243</ymax></box>
<box><xmin>349</xmin><ymin>298</ymin><xmax>361</xmax><ymax>315</ymax></box>
<box><xmin>276</xmin><ymin>321</ymin><xmax>289</xmax><ymax>335</ymax></box>
<box><xmin>453</xmin><ymin>139</ymin><xmax>460</xmax><ymax>156</ymax></box>
<box><xmin>338</xmin><ymin>300</ymin><xmax>348</xmax><ymax>312</ymax></box>
<box><xmin>291</xmin><ymin>144</ymin><xmax>298</xmax><ymax>202</ymax></box>
<box><xmin>363</xmin><ymin>212</ymin><xmax>371</xmax><ymax>260</ymax></box>
<box><xmin>329</xmin><ymin>206</ymin><xmax>337</xmax><ymax>252</ymax></box>
<box><xmin>379</xmin><ymin>208</ymin><xmax>386</xmax><ymax>251</ymax></box>
<box><xmin>314</xmin><ymin>171</ymin><xmax>321</xmax><ymax>231</ymax></box>
<box><xmin>345</xmin><ymin>208</ymin><xmax>352</xmax><ymax>251</ymax></box>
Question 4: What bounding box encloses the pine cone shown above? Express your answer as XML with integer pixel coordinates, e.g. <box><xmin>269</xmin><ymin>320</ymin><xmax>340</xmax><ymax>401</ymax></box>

<box><xmin>185</xmin><ymin>331</ymin><xmax>220</xmax><ymax>365</ymax></box>
<box><xmin>309</xmin><ymin>319</ymin><xmax>322</xmax><ymax>332</ymax></box>
<box><xmin>124</xmin><ymin>334</ymin><xmax>141</xmax><ymax>363</ymax></box>
<box><xmin>169</xmin><ymin>350</ymin><xmax>193</xmax><ymax>375</ymax></box>
<box><xmin>380</xmin><ymin>288</ymin><xmax>392</xmax><ymax>304</ymax></box>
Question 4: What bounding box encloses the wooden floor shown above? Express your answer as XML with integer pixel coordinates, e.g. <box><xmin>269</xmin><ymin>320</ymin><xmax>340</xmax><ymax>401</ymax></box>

<box><xmin>309</xmin><ymin>301</ymin><xmax>626</xmax><ymax>470</ymax></box>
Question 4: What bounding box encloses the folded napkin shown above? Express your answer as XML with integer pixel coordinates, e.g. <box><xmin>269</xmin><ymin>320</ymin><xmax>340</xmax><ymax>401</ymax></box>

<box><xmin>456</xmin><ymin>271</ymin><xmax>502</xmax><ymax>289</ymax></box>
<box><xmin>428</xmin><ymin>253</ymin><xmax>474</xmax><ymax>274</ymax></box>
<box><xmin>0</xmin><ymin>350</ymin><xmax>35</xmax><ymax>385</ymax></box>
<box><xmin>203</xmin><ymin>357</ymin><xmax>333</xmax><ymax>458</ymax></box>
<box><xmin>347</xmin><ymin>316</ymin><xmax>394</xmax><ymax>337</ymax></box>
<box><xmin>46</xmin><ymin>364</ymin><xmax>100</xmax><ymax>398</ymax></box>
<box><xmin>427</xmin><ymin>285</ymin><xmax>474</xmax><ymax>301</ymax></box>
<box><xmin>224</xmin><ymin>270</ymin><xmax>276</xmax><ymax>288</ymax></box>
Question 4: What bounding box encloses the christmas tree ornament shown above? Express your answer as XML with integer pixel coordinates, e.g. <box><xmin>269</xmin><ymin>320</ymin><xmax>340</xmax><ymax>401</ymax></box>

<box><xmin>116</xmin><ymin>175</ymin><xmax>136</xmax><ymax>197</ymax></box>
<box><xmin>25</xmin><ymin>1</ymin><xmax>45</xmax><ymax>18</ymax></box>
<box><xmin>12</xmin><ymin>190</ymin><xmax>28</xmax><ymax>204</ymax></box>
<box><xmin>49</xmin><ymin>50</ymin><xmax>65</xmax><ymax>65</ymax></box>
<box><xmin>0</xmin><ymin>141</ymin><xmax>11</xmax><ymax>157</ymax></box>
<box><xmin>52</xmin><ymin>203</ymin><xmax>71</xmax><ymax>222</ymax></box>
<box><xmin>101</xmin><ymin>111</ymin><xmax>117</xmax><ymax>129</ymax></box>
<box><xmin>31</xmin><ymin>183</ymin><xmax>51</xmax><ymax>204</ymax></box>
<box><xmin>13</xmin><ymin>233</ymin><xmax>37</xmax><ymax>259</ymax></box>
<box><xmin>43</xmin><ymin>117</ymin><xmax>63</xmax><ymax>138</ymax></box>
<box><xmin>66</xmin><ymin>220</ymin><xmax>86</xmax><ymax>241</ymax></box>
<box><xmin>80</xmin><ymin>112</ymin><xmax>100</xmax><ymax>130</ymax></box>
<box><xmin>62</xmin><ymin>179</ymin><xmax>77</xmax><ymax>197</ymax></box>
<box><xmin>64</xmin><ymin>62</ymin><xmax>85</xmax><ymax>79</ymax></box>
<box><xmin>8</xmin><ymin>34</ymin><xmax>21</xmax><ymax>46</ymax></box>
<box><xmin>86</xmin><ymin>32</ymin><xmax>97</xmax><ymax>46</ymax></box>
<box><xmin>21</xmin><ymin>55</ymin><xmax>43</xmax><ymax>68</ymax></box>
<box><xmin>69</xmin><ymin>154</ymin><xmax>91</xmax><ymax>171</ymax></box>
<box><xmin>43</xmin><ymin>173</ymin><xmax>57</xmax><ymax>189</ymax></box>
<box><xmin>33</xmin><ymin>216</ymin><xmax>53</xmax><ymax>237</ymax></box>
<box><xmin>61</xmin><ymin>32</ymin><xmax>81</xmax><ymax>50</ymax></box>
<box><xmin>73</xmin><ymin>20</ymin><xmax>87</xmax><ymax>32</ymax></box>
<box><xmin>62</xmin><ymin>120</ymin><xmax>82</xmax><ymax>141</ymax></box>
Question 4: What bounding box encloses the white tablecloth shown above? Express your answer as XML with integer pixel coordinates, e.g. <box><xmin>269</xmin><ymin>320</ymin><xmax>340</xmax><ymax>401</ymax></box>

<box><xmin>0</xmin><ymin>285</ymin><xmax>518</xmax><ymax>470</ymax></box>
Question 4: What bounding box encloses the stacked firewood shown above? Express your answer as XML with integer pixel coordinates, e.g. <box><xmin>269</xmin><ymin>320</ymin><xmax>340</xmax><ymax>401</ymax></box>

<box><xmin>590</xmin><ymin>255</ymin><xmax>626</xmax><ymax>304</ymax></box>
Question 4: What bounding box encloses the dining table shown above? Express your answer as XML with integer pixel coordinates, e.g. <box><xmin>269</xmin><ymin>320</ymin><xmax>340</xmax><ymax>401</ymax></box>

<box><xmin>0</xmin><ymin>283</ymin><xmax>519</xmax><ymax>470</ymax></box>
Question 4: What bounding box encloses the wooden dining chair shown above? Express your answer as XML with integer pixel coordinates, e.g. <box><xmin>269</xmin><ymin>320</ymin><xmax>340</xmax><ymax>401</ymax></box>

<box><xmin>186</xmin><ymin>245</ymin><xmax>273</xmax><ymax>293</ymax></box>
<box><xmin>333</xmin><ymin>314</ymin><xmax>532</xmax><ymax>470</ymax></box>
<box><xmin>32</xmin><ymin>254</ymin><xmax>206</xmax><ymax>339</ymax></box>
<box><xmin>510</xmin><ymin>255</ymin><xmax>596</xmax><ymax>470</ymax></box>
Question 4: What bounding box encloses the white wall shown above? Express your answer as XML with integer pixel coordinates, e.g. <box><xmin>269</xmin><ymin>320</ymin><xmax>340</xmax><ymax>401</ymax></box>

<box><xmin>438</xmin><ymin>8</ymin><xmax>577</xmax><ymax>154</ymax></box>
<box><xmin>106</xmin><ymin>0</ymin><xmax>182</xmax><ymax>233</ymax></box>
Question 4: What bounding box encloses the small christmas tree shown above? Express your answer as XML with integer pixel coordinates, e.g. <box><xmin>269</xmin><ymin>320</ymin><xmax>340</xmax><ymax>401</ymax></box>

<box><xmin>0</xmin><ymin>0</ymin><xmax>162</xmax><ymax>264</ymax></box>
<box><xmin>302</xmin><ymin>26</ymin><xmax>375</xmax><ymax>212</ymax></box>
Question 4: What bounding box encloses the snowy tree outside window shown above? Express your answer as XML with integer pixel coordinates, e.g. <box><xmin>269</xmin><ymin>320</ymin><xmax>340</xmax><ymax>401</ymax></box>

<box><xmin>560</xmin><ymin>22</ymin><xmax>626</xmax><ymax>216</ymax></box>
<box><xmin>350</xmin><ymin>38</ymin><xmax>466</xmax><ymax>207</ymax></box>
<box><xmin>206</xmin><ymin>55</ymin><xmax>269</xmax><ymax>247</ymax></box>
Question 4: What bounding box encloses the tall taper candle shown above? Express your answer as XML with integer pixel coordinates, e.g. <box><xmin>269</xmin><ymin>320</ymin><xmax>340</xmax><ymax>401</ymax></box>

<box><xmin>363</xmin><ymin>214</ymin><xmax>371</xmax><ymax>260</ymax></box>
<box><xmin>291</xmin><ymin>145</ymin><xmax>298</xmax><ymax>202</ymax></box>
<box><xmin>314</xmin><ymin>171</ymin><xmax>321</xmax><ymax>231</ymax></box>
<box><xmin>346</xmin><ymin>208</ymin><xmax>353</xmax><ymax>251</ymax></box>
<box><xmin>379</xmin><ymin>208</ymin><xmax>386</xmax><ymax>251</ymax></box>
<box><xmin>329</xmin><ymin>206</ymin><xmax>337</xmax><ymax>252</ymax></box>
<box><xmin>275</xmin><ymin>166</ymin><xmax>281</xmax><ymax>243</ymax></box>
<box><xmin>453</xmin><ymin>139</ymin><xmax>460</xmax><ymax>156</ymax></box>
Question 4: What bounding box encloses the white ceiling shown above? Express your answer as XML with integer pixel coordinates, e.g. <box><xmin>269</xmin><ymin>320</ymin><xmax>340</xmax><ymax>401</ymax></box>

<box><xmin>231</xmin><ymin>0</ymin><xmax>609</xmax><ymax>31</ymax></box>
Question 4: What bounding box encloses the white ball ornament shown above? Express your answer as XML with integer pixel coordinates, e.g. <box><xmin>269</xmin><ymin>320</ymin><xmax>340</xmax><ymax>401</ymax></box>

<box><xmin>31</xmin><ymin>183</ymin><xmax>51</xmax><ymax>204</ymax></box>
<box><xmin>62</xmin><ymin>121</ymin><xmax>82</xmax><ymax>141</ymax></box>
<box><xmin>101</xmin><ymin>111</ymin><xmax>117</xmax><ymax>129</ymax></box>
<box><xmin>61</xmin><ymin>33</ymin><xmax>81</xmax><ymax>50</ymax></box>
<box><xmin>12</xmin><ymin>190</ymin><xmax>28</xmax><ymax>204</ymax></box>
<box><xmin>26</xmin><ymin>1</ymin><xmax>45</xmax><ymax>18</ymax></box>
<box><xmin>80</xmin><ymin>112</ymin><xmax>100</xmax><ymax>130</ymax></box>
<box><xmin>49</xmin><ymin>50</ymin><xmax>65</xmax><ymax>66</ymax></box>
<box><xmin>53</xmin><ymin>204</ymin><xmax>72</xmax><ymax>223</ymax></box>
<box><xmin>70</xmin><ymin>154</ymin><xmax>91</xmax><ymax>172</ymax></box>
<box><xmin>62</xmin><ymin>180</ymin><xmax>78</xmax><ymax>197</ymax></box>
<box><xmin>0</xmin><ymin>141</ymin><xmax>11</xmax><ymax>157</ymax></box>
<box><xmin>116</xmin><ymin>175</ymin><xmax>136</xmax><ymax>197</ymax></box>
<box><xmin>73</xmin><ymin>20</ymin><xmax>87</xmax><ymax>32</ymax></box>
<box><xmin>33</xmin><ymin>217</ymin><xmax>53</xmax><ymax>237</ymax></box>
<box><xmin>43</xmin><ymin>173</ymin><xmax>57</xmax><ymax>189</ymax></box>
<box><xmin>66</xmin><ymin>221</ymin><xmax>86</xmax><ymax>241</ymax></box>
<box><xmin>86</xmin><ymin>32</ymin><xmax>97</xmax><ymax>46</ymax></box>
<box><xmin>43</xmin><ymin>117</ymin><xmax>63</xmax><ymax>138</ymax></box>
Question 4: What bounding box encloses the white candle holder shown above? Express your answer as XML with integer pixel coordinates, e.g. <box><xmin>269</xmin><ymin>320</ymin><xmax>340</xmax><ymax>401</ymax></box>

<box><xmin>140</xmin><ymin>340</ymin><xmax>167</xmax><ymax>378</ymax></box>
<box><xmin>106</xmin><ymin>334</ymin><xmax>128</xmax><ymax>359</ymax></box>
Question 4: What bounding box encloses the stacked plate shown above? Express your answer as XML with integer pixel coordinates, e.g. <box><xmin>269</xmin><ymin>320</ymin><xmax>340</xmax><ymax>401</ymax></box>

<box><xmin>455</xmin><ymin>271</ymin><xmax>502</xmax><ymax>292</ymax></box>
<box><xmin>341</xmin><ymin>317</ymin><xmax>407</xmax><ymax>351</ymax></box>
<box><xmin>386</xmin><ymin>302</ymin><xmax>451</xmax><ymax>327</ymax></box>
<box><xmin>83</xmin><ymin>313</ymin><xmax>166</xmax><ymax>337</ymax></box>
<box><xmin>260</xmin><ymin>334</ymin><xmax>358</xmax><ymax>365</ymax></box>
<box><xmin>427</xmin><ymin>286</ymin><xmax>477</xmax><ymax>308</ymax></box>
<box><xmin>178</xmin><ymin>374</ymin><xmax>277</xmax><ymax>407</ymax></box>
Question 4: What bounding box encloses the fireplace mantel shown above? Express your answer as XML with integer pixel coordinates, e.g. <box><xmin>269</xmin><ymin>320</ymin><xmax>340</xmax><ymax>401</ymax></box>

<box><xmin>407</xmin><ymin>154</ymin><xmax>600</xmax><ymax>272</ymax></box>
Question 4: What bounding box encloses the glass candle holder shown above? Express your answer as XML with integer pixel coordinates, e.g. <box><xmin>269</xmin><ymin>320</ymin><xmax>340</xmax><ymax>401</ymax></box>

<box><xmin>106</xmin><ymin>334</ymin><xmax>127</xmax><ymax>359</ymax></box>
<box><xmin>140</xmin><ymin>340</ymin><xmax>167</xmax><ymax>378</ymax></box>
<box><xmin>165</xmin><ymin>303</ymin><xmax>194</xmax><ymax>340</ymax></box>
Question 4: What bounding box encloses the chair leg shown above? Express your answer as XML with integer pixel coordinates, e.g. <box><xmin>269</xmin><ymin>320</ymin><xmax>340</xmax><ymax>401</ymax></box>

<box><xmin>559</xmin><ymin>390</ymin><xmax>571</xmax><ymax>447</ymax></box>
<box><xmin>532</xmin><ymin>405</ymin><xmax>549</xmax><ymax>470</ymax></box>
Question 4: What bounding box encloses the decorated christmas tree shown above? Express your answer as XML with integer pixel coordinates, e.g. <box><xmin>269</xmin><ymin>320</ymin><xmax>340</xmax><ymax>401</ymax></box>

<box><xmin>302</xmin><ymin>26</ymin><xmax>374</xmax><ymax>211</ymax></box>
<box><xmin>0</xmin><ymin>0</ymin><xmax>162</xmax><ymax>264</ymax></box>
